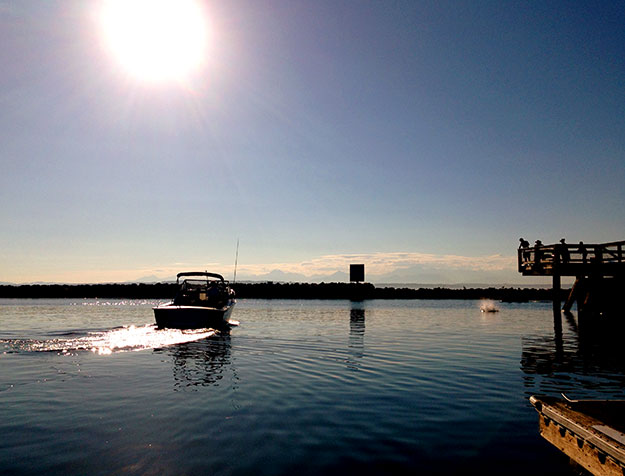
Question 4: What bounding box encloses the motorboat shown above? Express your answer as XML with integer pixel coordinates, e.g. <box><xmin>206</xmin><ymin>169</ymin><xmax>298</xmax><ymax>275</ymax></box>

<box><xmin>153</xmin><ymin>272</ymin><xmax>236</xmax><ymax>329</ymax></box>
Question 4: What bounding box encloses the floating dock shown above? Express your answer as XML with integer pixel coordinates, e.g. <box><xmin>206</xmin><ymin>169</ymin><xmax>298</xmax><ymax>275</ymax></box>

<box><xmin>530</xmin><ymin>396</ymin><xmax>625</xmax><ymax>475</ymax></box>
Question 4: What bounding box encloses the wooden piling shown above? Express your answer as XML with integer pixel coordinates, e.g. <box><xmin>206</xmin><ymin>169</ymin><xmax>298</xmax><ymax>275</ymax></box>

<box><xmin>553</xmin><ymin>273</ymin><xmax>561</xmax><ymax>314</ymax></box>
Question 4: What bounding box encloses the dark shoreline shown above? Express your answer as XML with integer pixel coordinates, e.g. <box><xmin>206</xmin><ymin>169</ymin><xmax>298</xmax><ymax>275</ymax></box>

<box><xmin>0</xmin><ymin>282</ymin><xmax>565</xmax><ymax>302</ymax></box>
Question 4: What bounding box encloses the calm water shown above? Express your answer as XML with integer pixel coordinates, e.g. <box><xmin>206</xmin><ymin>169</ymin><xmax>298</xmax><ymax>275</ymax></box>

<box><xmin>1</xmin><ymin>298</ymin><xmax>624</xmax><ymax>475</ymax></box>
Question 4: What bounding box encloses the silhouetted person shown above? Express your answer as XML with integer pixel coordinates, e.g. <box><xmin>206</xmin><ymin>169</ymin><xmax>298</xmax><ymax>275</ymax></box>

<box><xmin>519</xmin><ymin>238</ymin><xmax>530</xmax><ymax>262</ymax></box>
<box><xmin>559</xmin><ymin>238</ymin><xmax>570</xmax><ymax>264</ymax></box>
<box><xmin>578</xmin><ymin>241</ymin><xmax>587</xmax><ymax>265</ymax></box>
<box><xmin>534</xmin><ymin>240</ymin><xmax>543</xmax><ymax>268</ymax></box>
<box><xmin>594</xmin><ymin>244</ymin><xmax>603</xmax><ymax>264</ymax></box>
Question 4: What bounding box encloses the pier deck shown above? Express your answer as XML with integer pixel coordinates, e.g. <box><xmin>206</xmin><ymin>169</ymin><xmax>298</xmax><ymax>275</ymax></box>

<box><xmin>518</xmin><ymin>240</ymin><xmax>625</xmax><ymax>314</ymax></box>
<box><xmin>518</xmin><ymin>241</ymin><xmax>625</xmax><ymax>278</ymax></box>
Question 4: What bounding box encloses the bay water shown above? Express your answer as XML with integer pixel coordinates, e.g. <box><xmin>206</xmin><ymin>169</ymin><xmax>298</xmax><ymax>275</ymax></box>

<box><xmin>1</xmin><ymin>298</ymin><xmax>624</xmax><ymax>475</ymax></box>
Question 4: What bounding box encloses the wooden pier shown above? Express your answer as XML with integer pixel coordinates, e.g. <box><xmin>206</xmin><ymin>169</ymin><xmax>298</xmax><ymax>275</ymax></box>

<box><xmin>518</xmin><ymin>240</ymin><xmax>625</xmax><ymax>315</ymax></box>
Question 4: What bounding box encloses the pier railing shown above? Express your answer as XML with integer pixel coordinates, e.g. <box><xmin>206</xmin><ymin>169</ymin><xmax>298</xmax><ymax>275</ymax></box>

<box><xmin>518</xmin><ymin>240</ymin><xmax>625</xmax><ymax>277</ymax></box>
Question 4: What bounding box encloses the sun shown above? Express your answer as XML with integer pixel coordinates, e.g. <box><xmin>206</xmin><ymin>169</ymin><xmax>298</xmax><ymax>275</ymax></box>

<box><xmin>99</xmin><ymin>0</ymin><xmax>209</xmax><ymax>82</ymax></box>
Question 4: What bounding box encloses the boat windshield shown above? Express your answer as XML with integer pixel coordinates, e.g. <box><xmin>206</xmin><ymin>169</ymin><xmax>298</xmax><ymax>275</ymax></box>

<box><xmin>173</xmin><ymin>278</ymin><xmax>229</xmax><ymax>306</ymax></box>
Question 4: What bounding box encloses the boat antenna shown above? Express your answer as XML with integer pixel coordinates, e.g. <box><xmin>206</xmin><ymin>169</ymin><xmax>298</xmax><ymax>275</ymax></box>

<box><xmin>233</xmin><ymin>238</ymin><xmax>239</xmax><ymax>284</ymax></box>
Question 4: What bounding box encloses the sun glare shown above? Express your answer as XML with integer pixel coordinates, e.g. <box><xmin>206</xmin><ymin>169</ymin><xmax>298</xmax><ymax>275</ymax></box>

<box><xmin>99</xmin><ymin>0</ymin><xmax>209</xmax><ymax>82</ymax></box>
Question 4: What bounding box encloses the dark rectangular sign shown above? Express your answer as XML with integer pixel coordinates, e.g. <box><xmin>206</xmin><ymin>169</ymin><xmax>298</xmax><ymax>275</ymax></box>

<box><xmin>350</xmin><ymin>264</ymin><xmax>365</xmax><ymax>282</ymax></box>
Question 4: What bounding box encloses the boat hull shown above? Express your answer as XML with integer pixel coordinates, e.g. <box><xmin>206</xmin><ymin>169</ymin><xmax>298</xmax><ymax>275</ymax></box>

<box><xmin>153</xmin><ymin>302</ymin><xmax>235</xmax><ymax>329</ymax></box>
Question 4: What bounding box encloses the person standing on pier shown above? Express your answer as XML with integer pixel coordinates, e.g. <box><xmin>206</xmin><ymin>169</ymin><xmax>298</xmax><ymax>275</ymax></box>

<box><xmin>594</xmin><ymin>244</ymin><xmax>603</xmax><ymax>264</ymax></box>
<box><xmin>534</xmin><ymin>240</ymin><xmax>543</xmax><ymax>269</ymax></box>
<box><xmin>519</xmin><ymin>238</ymin><xmax>530</xmax><ymax>263</ymax></box>
<box><xmin>559</xmin><ymin>238</ymin><xmax>570</xmax><ymax>264</ymax></box>
<box><xmin>578</xmin><ymin>241</ymin><xmax>587</xmax><ymax>265</ymax></box>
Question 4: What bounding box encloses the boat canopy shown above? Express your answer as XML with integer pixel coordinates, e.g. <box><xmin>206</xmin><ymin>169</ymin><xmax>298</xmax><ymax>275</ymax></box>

<box><xmin>176</xmin><ymin>272</ymin><xmax>225</xmax><ymax>283</ymax></box>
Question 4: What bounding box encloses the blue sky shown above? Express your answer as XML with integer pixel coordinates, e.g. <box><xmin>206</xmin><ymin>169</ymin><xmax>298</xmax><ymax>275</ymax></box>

<box><xmin>0</xmin><ymin>0</ymin><xmax>623</xmax><ymax>284</ymax></box>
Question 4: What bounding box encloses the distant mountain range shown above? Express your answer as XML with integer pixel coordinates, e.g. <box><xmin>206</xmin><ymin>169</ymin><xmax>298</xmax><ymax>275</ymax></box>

<box><xmin>234</xmin><ymin>266</ymin><xmax>555</xmax><ymax>286</ymax></box>
<box><xmin>236</xmin><ymin>269</ymin><xmax>349</xmax><ymax>283</ymax></box>
<box><xmin>2</xmin><ymin>266</ymin><xmax>561</xmax><ymax>287</ymax></box>
<box><xmin>126</xmin><ymin>275</ymin><xmax>175</xmax><ymax>283</ymax></box>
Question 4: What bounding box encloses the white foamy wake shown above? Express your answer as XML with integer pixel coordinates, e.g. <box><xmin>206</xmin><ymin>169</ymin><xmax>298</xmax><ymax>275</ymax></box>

<box><xmin>3</xmin><ymin>325</ymin><xmax>216</xmax><ymax>355</ymax></box>
<box><xmin>87</xmin><ymin>325</ymin><xmax>216</xmax><ymax>354</ymax></box>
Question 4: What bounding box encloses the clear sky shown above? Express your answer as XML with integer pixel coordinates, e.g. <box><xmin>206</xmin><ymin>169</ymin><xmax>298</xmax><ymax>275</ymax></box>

<box><xmin>1</xmin><ymin>0</ymin><xmax>624</xmax><ymax>284</ymax></box>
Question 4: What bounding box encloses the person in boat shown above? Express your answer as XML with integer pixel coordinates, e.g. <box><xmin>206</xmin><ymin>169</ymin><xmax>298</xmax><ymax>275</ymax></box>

<box><xmin>519</xmin><ymin>238</ymin><xmax>531</xmax><ymax>263</ymax></box>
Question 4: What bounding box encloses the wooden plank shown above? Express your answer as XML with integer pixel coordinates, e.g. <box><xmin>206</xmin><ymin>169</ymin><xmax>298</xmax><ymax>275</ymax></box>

<box><xmin>594</xmin><ymin>426</ymin><xmax>625</xmax><ymax>446</ymax></box>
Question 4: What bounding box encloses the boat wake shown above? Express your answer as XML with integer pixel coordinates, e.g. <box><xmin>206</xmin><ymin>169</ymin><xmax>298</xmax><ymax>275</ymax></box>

<box><xmin>1</xmin><ymin>325</ymin><xmax>216</xmax><ymax>355</ymax></box>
